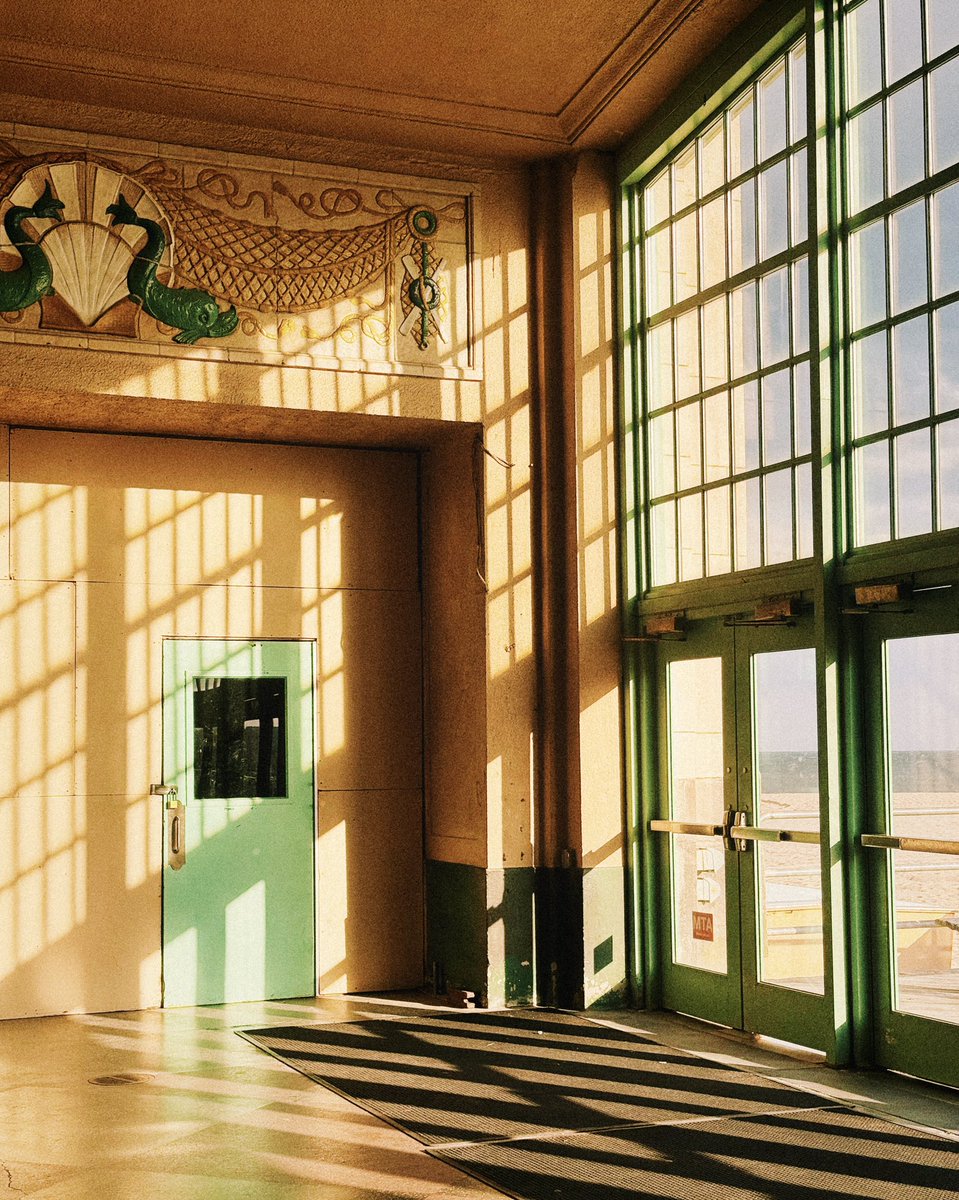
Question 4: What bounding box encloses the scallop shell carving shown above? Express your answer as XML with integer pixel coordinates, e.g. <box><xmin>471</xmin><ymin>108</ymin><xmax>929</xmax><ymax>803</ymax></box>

<box><xmin>39</xmin><ymin>222</ymin><xmax>134</xmax><ymax>326</ymax></box>
<box><xmin>3</xmin><ymin>159</ymin><xmax>174</xmax><ymax>327</ymax></box>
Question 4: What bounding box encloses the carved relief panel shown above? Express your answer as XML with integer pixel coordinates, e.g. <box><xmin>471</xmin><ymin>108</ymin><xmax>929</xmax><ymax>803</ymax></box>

<box><xmin>0</xmin><ymin>128</ymin><xmax>477</xmax><ymax>380</ymax></box>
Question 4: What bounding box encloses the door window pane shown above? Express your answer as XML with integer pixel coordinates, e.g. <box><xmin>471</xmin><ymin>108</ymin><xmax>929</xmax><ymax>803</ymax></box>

<box><xmin>885</xmin><ymin>635</ymin><xmax>959</xmax><ymax>1024</ymax></box>
<box><xmin>752</xmin><ymin>648</ymin><xmax>824</xmax><ymax>994</ymax></box>
<box><xmin>193</xmin><ymin>677</ymin><xmax>287</xmax><ymax>799</ymax></box>
<box><xmin>667</xmin><ymin>657</ymin><xmax>728</xmax><ymax>973</ymax></box>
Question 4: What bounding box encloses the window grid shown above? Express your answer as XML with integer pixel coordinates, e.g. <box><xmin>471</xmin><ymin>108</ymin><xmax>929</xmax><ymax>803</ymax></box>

<box><xmin>842</xmin><ymin>0</ymin><xmax>959</xmax><ymax>547</ymax></box>
<box><xmin>638</xmin><ymin>40</ymin><xmax>814</xmax><ymax>589</ymax></box>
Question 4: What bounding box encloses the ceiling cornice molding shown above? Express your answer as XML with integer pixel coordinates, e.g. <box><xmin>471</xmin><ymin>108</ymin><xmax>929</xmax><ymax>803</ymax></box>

<box><xmin>557</xmin><ymin>0</ymin><xmax>708</xmax><ymax>141</ymax></box>
<box><xmin>0</xmin><ymin>34</ymin><xmax>569</xmax><ymax>154</ymax></box>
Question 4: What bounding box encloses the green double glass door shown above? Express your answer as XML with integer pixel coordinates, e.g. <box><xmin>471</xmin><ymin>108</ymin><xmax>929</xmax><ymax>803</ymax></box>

<box><xmin>652</xmin><ymin>616</ymin><xmax>831</xmax><ymax>1050</ymax></box>
<box><xmin>161</xmin><ymin>639</ymin><xmax>316</xmax><ymax>1007</ymax></box>
<box><xmin>861</xmin><ymin>593</ymin><xmax>959</xmax><ymax>1088</ymax></box>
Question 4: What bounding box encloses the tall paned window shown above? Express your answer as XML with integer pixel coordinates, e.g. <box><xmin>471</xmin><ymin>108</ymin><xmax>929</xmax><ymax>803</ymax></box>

<box><xmin>638</xmin><ymin>39</ymin><xmax>811</xmax><ymax>588</ymax></box>
<box><xmin>843</xmin><ymin>0</ymin><xmax>959</xmax><ymax>545</ymax></box>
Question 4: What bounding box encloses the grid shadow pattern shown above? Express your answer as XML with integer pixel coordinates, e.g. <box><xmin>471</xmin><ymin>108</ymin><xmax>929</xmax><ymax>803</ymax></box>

<box><xmin>240</xmin><ymin>1011</ymin><xmax>959</xmax><ymax>1198</ymax></box>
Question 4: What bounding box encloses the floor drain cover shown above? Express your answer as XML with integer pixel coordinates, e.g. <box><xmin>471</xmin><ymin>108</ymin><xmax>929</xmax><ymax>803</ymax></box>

<box><xmin>89</xmin><ymin>1072</ymin><xmax>156</xmax><ymax>1086</ymax></box>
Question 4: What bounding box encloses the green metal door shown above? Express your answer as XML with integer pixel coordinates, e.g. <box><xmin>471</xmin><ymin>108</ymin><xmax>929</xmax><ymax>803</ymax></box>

<box><xmin>161</xmin><ymin>638</ymin><xmax>316</xmax><ymax>1007</ymax></box>
<box><xmin>862</xmin><ymin>592</ymin><xmax>959</xmax><ymax>1088</ymax></box>
<box><xmin>653</xmin><ymin>614</ymin><xmax>832</xmax><ymax>1048</ymax></box>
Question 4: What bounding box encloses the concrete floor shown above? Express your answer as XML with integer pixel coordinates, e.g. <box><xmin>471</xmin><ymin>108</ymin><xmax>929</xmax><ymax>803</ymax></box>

<box><xmin>1</xmin><ymin>996</ymin><xmax>958</xmax><ymax>1199</ymax></box>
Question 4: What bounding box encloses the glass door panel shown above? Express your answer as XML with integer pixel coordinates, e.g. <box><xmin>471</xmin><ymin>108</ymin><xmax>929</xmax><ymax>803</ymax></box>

<box><xmin>667</xmin><ymin>656</ymin><xmax>729</xmax><ymax>973</ymax></box>
<box><xmin>752</xmin><ymin>647</ymin><xmax>825</xmax><ymax>995</ymax></box>
<box><xmin>863</xmin><ymin>598</ymin><xmax>959</xmax><ymax>1088</ymax></box>
<box><xmin>651</xmin><ymin>615</ymin><xmax>832</xmax><ymax>1050</ymax></box>
<box><xmin>655</xmin><ymin>622</ymin><xmax>742</xmax><ymax>1029</ymax></box>
<box><xmin>887</xmin><ymin>634</ymin><xmax>959</xmax><ymax>1025</ymax></box>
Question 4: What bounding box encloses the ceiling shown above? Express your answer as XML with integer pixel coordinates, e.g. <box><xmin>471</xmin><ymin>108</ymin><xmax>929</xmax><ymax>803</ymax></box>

<box><xmin>0</xmin><ymin>0</ymin><xmax>763</xmax><ymax>163</ymax></box>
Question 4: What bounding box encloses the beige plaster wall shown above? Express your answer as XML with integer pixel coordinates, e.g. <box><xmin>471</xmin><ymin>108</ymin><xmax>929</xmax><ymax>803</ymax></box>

<box><xmin>0</xmin><ymin>427</ymin><xmax>424</xmax><ymax>1015</ymax></box>
<box><xmin>0</xmin><ymin>113</ymin><xmax>622</xmax><ymax>1010</ymax></box>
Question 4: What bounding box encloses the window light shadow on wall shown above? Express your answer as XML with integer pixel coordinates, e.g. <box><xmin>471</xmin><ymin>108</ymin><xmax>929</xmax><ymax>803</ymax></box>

<box><xmin>0</xmin><ymin>439</ymin><xmax>383</xmax><ymax>1012</ymax></box>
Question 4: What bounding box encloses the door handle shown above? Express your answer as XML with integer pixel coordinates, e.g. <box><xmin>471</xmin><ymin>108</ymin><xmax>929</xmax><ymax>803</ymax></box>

<box><xmin>862</xmin><ymin>833</ymin><xmax>959</xmax><ymax>856</ymax></box>
<box><xmin>153</xmin><ymin>784</ymin><xmax>186</xmax><ymax>870</ymax></box>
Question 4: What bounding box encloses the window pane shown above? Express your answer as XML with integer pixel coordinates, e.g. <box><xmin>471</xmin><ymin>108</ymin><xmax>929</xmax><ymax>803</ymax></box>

<box><xmin>701</xmin><ymin>194</ymin><xmax>726</xmax><ymax>290</ymax></box>
<box><xmin>728</xmin><ymin>89</ymin><xmax>756</xmax><ymax>176</ymax></box>
<box><xmin>676</xmin><ymin>401</ymin><xmax>703</xmax><ymax>490</ymax></box>
<box><xmin>794</xmin><ymin>360</ymin><xmax>812</xmax><ymax>456</ymax></box>
<box><xmin>759</xmin><ymin>160</ymin><xmax>789</xmax><ymax>260</ymax></box>
<box><xmin>676</xmin><ymin>308</ymin><xmax>701</xmax><ymax>399</ymax></box>
<box><xmin>704</xmin><ymin>390</ymin><xmax>731</xmax><ymax>481</ymax></box>
<box><xmin>887</xmin><ymin>80</ymin><xmax>926</xmax><ymax>196</ymax></box>
<box><xmin>706</xmin><ymin>485</ymin><xmax>732</xmax><ymax>575</ymax></box>
<box><xmin>760</xmin><ymin>267</ymin><xmax>791</xmax><ymax>366</ymax></box>
<box><xmin>936</xmin><ymin>416</ymin><xmax>959</xmax><ymax>527</ymax></box>
<box><xmin>854</xmin><ymin>439</ymin><xmax>892</xmax><ymax>544</ymax></box>
<box><xmin>645</xmin><ymin>226</ymin><xmax>672</xmax><ymax>314</ymax></box>
<box><xmin>764</xmin><ymin>468</ymin><xmax>794</xmax><ymax>563</ymax></box>
<box><xmin>672</xmin><ymin>143</ymin><xmax>697</xmax><ymax>211</ymax></box>
<box><xmin>730</xmin><ymin>282</ymin><xmax>758</xmax><ymax>378</ymax></box>
<box><xmin>790</xmin><ymin>149</ymin><xmax>808</xmax><ymax>244</ymax></box>
<box><xmin>193</xmin><ymin>677</ymin><xmax>287</xmax><ymax>799</ymax></box>
<box><xmin>895</xmin><ymin>427</ymin><xmax>933</xmax><ymax>536</ymax></box>
<box><xmin>885</xmin><ymin>0</ymin><xmax>924</xmax><ymax>84</ymax></box>
<box><xmin>892</xmin><ymin>314</ymin><xmax>931</xmax><ymax>424</ymax></box>
<box><xmin>733</xmin><ymin>381</ymin><xmax>760</xmax><ymax>472</ymax></box>
<box><xmin>792</xmin><ymin>258</ymin><xmax>809</xmax><ymax>354</ymax></box>
<box><xmin>674</xmin><ymin>211</ymin><xmax>699</xmax><ymax>301</ymax></box>
<box><xmin>849</xmin><ymin>218</ymin><xmax>887</xmax><ymax>329</ymax></box>
<box><xmin>759</xmin><ymin>61</ymin><xmax>788</xmax><ymax>161</ymax></box>
<box><xmin>848</xmin><ymin>102</ymin><xmax>884</xmax><ymax>214</ymax></box>
<box><xmin>762</xmin><ymin>368</ymin><xmax>793</xmax><ymax>465</ymax></box>
<box><xmin>702</xmin><ymin>295</ymin><xmax>728</xmax><ymax>389</ymax></box>
<box><xmin>648</xmin><ymin>412</ymin><xmax>676</xmax><ymax>498</ymax></box>
<box><xmin>679</xmin><ymin>492</ymin><xmax>704</xmax><ymax>579</ymax></box>
<box><xmin>645</xmin><ymin>169</ymin><xmax>671</xmax><ymax>227</ymax></box>
<box><xmin>931</xmin><ymin>180</ymin><xmax>959</xmax><ymax>298</ymax></box>
<box><xmin>789</xmin><ymin>41</ymin><xmax>808</xmax><ymax>144</ymax></box>
<box><xmin>927</xmin><ymin>0</ymin><xmax>959</xmax><ymax>60</ymax></box>
<box><xmin>647</xmin><ymin>321</ymin><xmax>674</xmax><ymax>411</ymax></box>
<box><xmin>890</xmin><ymin>200</ymin><xmax>928</xmax><ymax>315</ymax></box>
<box><xmin>796</xmin><ymin>462</ymin><xmax>815</xmax><ymax>558</ymax></box>
<box><xmin>851</xmin><ymin>329</ymin><xmax>890</xmax><ymax>436</ymax></box>
<box><xmin>846</xmin><ymin>0</ymin><xmax>883</xmax><ymax>107</ymax></box>
<box><xmin>729</xmin><ymin>178</ymin><xmax>757</xmax><ymax>273</ymax></box>
<box><xmin>929</xmin><ymin>57</ymin><xmax>959</xmax><ymax>174</ymax></box>
<box><xmin>934</xmin><ymin>301</ymin><xmax>959</xmax><ymax>412</ymax></box>
<box><xmin>700</xmin><ymin>118</ymin><xmax>726</xmax><ymax>194</ymax></box>
<box><xmin>735</xmin><ymin>476</ymin><xmax>762</xmax><ymax>569</ymax></box>
<box><xmin>651</xmin><ymin>501</ymin><xmax>677</xmax><ymax>586</ymax></box>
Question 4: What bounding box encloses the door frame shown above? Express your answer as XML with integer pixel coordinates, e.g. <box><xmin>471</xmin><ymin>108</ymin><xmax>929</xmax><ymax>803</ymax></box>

<box><xmin>860</xmin><ymin>590</ymin><xmax>959</xmax><ymax>1087</ymax></box>
<box><xmin>160</xmin><ymin>635</ymin><xmax>318</xmax><ymax>1007</ymax></box>
<box><xmin>647</xmin><ymin>610</ymin><xmax>836</xmax><ymax>1052</ymax></box>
